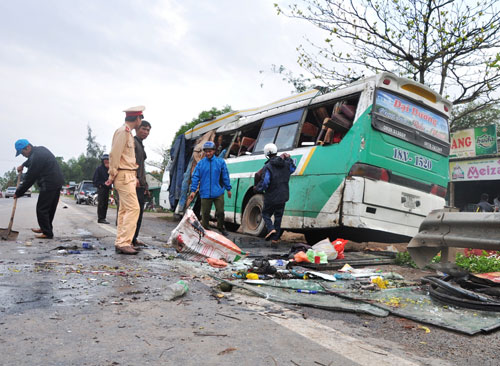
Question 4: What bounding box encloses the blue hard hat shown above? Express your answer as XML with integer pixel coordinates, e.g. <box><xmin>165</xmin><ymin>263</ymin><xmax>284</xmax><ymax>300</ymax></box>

<box><xmin>15</xmin><ymin>139</ymin><xmax>30</xmax><ymax>156</ymax></box>
<box><xmin>203</xmin><ymin>141</ymin><xmax>216</xmax><ymax>151</ymax></box>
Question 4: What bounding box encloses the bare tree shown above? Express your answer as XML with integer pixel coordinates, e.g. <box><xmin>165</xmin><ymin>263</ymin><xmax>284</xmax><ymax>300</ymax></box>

<box><xmin>275</xmin><ymin>0</ymin><xmax>500</xmax><ymax>112</ymax></box>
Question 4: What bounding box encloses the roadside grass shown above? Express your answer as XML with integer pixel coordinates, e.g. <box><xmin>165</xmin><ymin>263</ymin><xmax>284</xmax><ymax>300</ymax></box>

<box><xmin>395</xmin><ymin>250</ymin><xmax>500</xmax><ymax>273</ymax></box>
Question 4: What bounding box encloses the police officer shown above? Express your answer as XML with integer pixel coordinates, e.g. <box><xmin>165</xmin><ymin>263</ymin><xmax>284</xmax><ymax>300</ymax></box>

<box><xmin>255</xmin><ymin>143</ymin><xmax>296</xmax><ymax>244</ymax></box>
<box><xmin>14</xmin><ymin>139</ymin><xmax>65</xmax><ymax>239</ymax></box>
<box><xmin>106</xmin><ymin>106</ymin><xmax>143</xmax><ymax>255</ymax></box>
<box><xmin>189</xmin><ymin>141</ymin><xmax>232</xmax><ymax>236</ymax></box>
<box><xmin>93</xmin><ymin>154</ymin><xmax>111</xmax><ymax>224</ymax></box>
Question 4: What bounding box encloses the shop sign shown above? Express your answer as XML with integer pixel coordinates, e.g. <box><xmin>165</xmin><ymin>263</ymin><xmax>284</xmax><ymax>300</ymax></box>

<box><xmin>450</xmin><ymin>125</ymin><xmax>498</xmax><ymax>158</ymax></box>
<box><xmin>450</xmin><ymin>157</ymin><xmax>500</xmax><ymax>182</ymax></box>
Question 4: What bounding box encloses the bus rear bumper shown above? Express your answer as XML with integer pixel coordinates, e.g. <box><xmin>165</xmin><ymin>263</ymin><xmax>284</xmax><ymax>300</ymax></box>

<box><xmin>342</xmin><ymin>177</ymin><xmax>446</xmax><ymax>238</ymax></box>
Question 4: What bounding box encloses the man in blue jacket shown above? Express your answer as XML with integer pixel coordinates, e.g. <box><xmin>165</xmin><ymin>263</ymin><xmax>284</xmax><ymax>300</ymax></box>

<box><xmin>189</xmin><ymin>141</ymin><xmax>232</xmax><ymax>236</ymax></box>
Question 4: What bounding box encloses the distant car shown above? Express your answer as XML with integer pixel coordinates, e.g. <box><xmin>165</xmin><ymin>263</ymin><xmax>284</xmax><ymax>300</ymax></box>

<box><xmin>75</xmin><ymin>180</ymin><xmax>97</xmax><ymax>204</ymax></box>
<box><xmin>5</xmin><ymin>187</ymin><xmax>17</xmax><ymax>198</ymax></box>
<box><xmin>25</xmin><ymin>187</ymin><xmax>32</xmax><ymax>197</ymax></box>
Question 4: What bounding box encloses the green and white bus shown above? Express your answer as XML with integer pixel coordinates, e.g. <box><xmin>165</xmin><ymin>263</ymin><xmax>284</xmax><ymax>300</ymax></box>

<box><xmin>163</xmin><ymin>72</ymin><xmax>451</xmax><ymax>243</ymax></box>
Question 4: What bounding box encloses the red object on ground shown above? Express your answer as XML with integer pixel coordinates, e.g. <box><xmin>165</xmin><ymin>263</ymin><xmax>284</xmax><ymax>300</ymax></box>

<box><xmin>294</xmin><ymin>251</ymin><xmax>310</xmax><ymax>263</ymax></box>
<box><xmin>333</xmin><ymin>238</ymin><xmax>348</xmax><ymax>260</ymax></box>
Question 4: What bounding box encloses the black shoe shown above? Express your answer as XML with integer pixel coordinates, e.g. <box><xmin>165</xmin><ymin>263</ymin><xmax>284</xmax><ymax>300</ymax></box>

<box><xmin>219</xmin><ymin>229</ymin><xmax>229</xmax><ymax>237</ymax></box>
<box><xmin>98</xmin><ymin>219</ymin><xmax>110</xmax><ymax>224</ymax></box>
<box><xmin>115</xmin><ymin>246</ymin><xmax>138</xmax><ymax>255</ymax></box>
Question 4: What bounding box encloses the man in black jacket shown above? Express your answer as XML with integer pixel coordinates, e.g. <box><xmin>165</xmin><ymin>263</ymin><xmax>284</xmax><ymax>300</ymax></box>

<box><xmin>93</xmin><ymin>154</ymin><xmax>111</xmax><ymax>224</ymax></box>
<box><xmin>255</xmin><ymin>143</ymin><xmax>296</xmax><ymax>244</ymax></box>
<box><xmin>132</xmin><ymin>120</ymin><xmax>151</xmax><ymax>246</ymax></box>
<box><xmin>14</xmin><ymin>139</ymin><xmax>64</xmax><ymax>239</ymax></box>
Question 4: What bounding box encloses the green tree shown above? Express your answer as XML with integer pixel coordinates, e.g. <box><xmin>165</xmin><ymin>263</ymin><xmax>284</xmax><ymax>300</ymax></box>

<box><xmin>0</xmin><ymin>168</ymin><xmax>17</xmax><ymax>190</ymax></box>
<box><xmin>86</xmin><ymin>125</ymin><xmax>105</xmax><ymax>159</ymax></box>
<box><xmin>172</xmin><ymin>106</ymin><xmax>232</xmax><ymax>147</ymax></box>
<box><xmin>275</xmin><ymin>0</ymin><xmax>500</xmax><ymax>120</ymax></box>
<box><xmin>450</xmin><ymin>102</ymin><xmax>500</xmax><ymax>132</ymax></box>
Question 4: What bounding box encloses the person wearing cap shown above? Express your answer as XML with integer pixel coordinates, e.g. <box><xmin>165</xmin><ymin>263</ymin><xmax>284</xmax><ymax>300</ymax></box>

<box><xmin>14</xmin><ymin>139</ymin><xmax>65</xmax><ymax>239</ymax></box>
<box><xmin>93</xmin><ymin>154</ymin><xmax>111</xmax><ymax>224</ymax></box>
<box><xmin>255</xmin><ymin>143</ymin><xmax>296</xmax><ymax>244</ymax></box>
<box><xmin>105</xmin><ymin>106</ymin><xmax>144</xmax><ymax>255</ymax></box>
<box><xmin>132</xmin><ymin>120</ymin><xmax>151</xmax><ymax>247</ymax></box>
<box><xmin>189</xmin><ymin>141</ymin><xmax>232</xmax><ymax>236</ymax></box>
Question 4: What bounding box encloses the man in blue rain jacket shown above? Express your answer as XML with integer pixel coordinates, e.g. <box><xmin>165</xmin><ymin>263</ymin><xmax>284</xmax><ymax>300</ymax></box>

<box><xmin>189</xmin><ymin>141</ymin><xmax>232</xmax><ymax>235</ymax></box>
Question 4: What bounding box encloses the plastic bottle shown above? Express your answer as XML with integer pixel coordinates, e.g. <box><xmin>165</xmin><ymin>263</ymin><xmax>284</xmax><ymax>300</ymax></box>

<box><xmin>82</xmin><ymin>242</ymin><xmax>94</xmax><ymax>250</ymax></box>
<box><xmin>164</xmin><ymin>280</ymin><xmax>189</xmax><ymax>301</ymax></box>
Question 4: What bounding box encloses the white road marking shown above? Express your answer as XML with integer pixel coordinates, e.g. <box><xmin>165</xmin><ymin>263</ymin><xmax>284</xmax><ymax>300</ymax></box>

<box><xmin>61</xmin><ymin>199</ymin><xmax>117</xmax><ymax>236</ymax></box>
<box><xmin>236</xmin><ymin>294</ymin><xmax>421</xmax><ymax>366</ymax></box>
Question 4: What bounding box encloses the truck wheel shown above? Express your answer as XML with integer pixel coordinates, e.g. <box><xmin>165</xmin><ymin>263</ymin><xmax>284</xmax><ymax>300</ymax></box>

<box><xmin>241</xmin><ymin>194</ymin><xmax>266</xmax><ymax>237</ymax></box>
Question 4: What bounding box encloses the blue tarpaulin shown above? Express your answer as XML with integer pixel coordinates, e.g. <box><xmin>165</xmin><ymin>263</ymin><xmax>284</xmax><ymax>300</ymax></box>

<box><xmin>168</xmin><ymin>134</ymin><xmax>186</xmax><ymax>209</ymax></box>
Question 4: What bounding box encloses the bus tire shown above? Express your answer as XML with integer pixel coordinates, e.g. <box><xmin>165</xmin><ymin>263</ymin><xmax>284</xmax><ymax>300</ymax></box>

<box><xmin>241</xmin><ymin>194</ymin><xmax>266</xmax><ymax>237</ymax></box>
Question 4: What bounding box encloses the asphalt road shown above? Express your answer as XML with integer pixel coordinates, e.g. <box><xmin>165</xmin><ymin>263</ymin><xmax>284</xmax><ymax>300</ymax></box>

<box><xmin>0</xmin><ymin>194</ymin><xmax>498</xmax><ymax>366</ymax></box>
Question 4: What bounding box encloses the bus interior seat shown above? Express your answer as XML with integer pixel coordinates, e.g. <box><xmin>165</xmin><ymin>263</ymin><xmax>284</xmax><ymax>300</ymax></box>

<box><xmin>324</xmin><ymin>114</ymin><xmax>351</xmax><ymax>134</ymax></box>
<box><xmin>340</xmin><ymin>104</ymin><xmax>356</xmax><ymax>120</ymax></box>
<box><xmin>312</xmin><ymin>106</ymin><xmax>330</xmax><ymax>122</ymax></box>
<box><xmin>299</xmin><ymin>122</ymin><xmax>319</xmax><ymax>146</ymax></box>
<box><xmin>229</xmin><ymin>141</ymin><xmax>240</xmax><ymax>156</ymax></box>
<box><xmin>238</xmin><ymin>137</ymin><xmax>255</xmax><ymax>155</ymax></box>
<box><xmin>301</xmin><ymin>122</ymin><xmax>319</xmax><ymax>137</ymax></box>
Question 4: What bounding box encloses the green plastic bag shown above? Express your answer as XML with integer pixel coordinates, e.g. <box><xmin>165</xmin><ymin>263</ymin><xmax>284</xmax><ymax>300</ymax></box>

<box><xmin>306</xmin><ymin>249</ymin><xmax>328</xmax><ymax>264</ymax></box>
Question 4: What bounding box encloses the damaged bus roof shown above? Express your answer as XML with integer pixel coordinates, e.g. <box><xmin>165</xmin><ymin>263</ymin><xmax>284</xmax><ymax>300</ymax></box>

<box><xmin>183</xmin><ymin>89</ymin><xmax>321</xmax><ymax>140</ymax></box>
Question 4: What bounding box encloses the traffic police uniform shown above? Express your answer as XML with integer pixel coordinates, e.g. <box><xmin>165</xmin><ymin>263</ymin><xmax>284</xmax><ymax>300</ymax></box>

<box><xmin>109</xmin><ymin>106</ymin><xmax>144</xmax><ymax>253</ymax></box>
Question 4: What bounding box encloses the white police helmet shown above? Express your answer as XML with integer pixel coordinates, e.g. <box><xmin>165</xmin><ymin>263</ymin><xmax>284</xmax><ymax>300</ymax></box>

<box><xmin>264</xmin><ymin>143</ymin><xmax>278</xmax><ymax>157</ymax></box>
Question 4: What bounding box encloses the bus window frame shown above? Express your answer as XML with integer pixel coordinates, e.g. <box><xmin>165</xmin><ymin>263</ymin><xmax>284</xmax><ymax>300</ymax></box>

<box><xmin>371</xmin><ymin>88</ymin><xmax>450</xmax><ymax>156</ymax></box>
<box><xmin>254</xmin><ymin>109</ymin><xmax>305</xmax><ymax>153</ymax></box>
<box><xmin>299</xmin><ymin>92</ymin><xmax>361</xmax><ymax>147</ymax></box>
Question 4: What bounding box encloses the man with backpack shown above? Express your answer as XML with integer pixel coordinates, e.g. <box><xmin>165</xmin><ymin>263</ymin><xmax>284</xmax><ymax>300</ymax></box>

<box><xmin>255</xmin><ymin>143</ymin><xmax>296</xmax><ymax>244</ymax></box>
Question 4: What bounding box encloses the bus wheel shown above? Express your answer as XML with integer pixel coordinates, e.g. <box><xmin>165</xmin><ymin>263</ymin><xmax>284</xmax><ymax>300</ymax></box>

<box><xmin>241</xmin><ymin>194</ymin><xmax>266</xmax><ymax>237</ymax></box>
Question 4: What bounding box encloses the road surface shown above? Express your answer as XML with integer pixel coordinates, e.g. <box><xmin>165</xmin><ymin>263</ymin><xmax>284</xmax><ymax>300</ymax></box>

<box><xmin>0</xmin><ymin>194</ymin><xmax>498</xmax><ymax>366</ymax></box>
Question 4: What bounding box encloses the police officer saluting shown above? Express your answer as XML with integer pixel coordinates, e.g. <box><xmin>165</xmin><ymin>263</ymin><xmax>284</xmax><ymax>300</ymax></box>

<box><xmin>106</xmin><ymin>106</ymin><xmax>144</xmax><ymax>255</ymax></box>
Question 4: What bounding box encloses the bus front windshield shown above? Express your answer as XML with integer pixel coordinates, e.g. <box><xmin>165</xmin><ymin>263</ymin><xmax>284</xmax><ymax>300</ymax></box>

<box><xmin>372</xmin><ymin>89</ymin><xmax>449</xmax><ymax>155</ymax></box>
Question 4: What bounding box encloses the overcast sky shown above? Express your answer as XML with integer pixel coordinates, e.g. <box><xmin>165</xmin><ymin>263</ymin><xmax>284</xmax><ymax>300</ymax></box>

<box><xmin>0</xmin><ymin>0</ymin><xmax>325</xmax><ymax>175</ymax></box>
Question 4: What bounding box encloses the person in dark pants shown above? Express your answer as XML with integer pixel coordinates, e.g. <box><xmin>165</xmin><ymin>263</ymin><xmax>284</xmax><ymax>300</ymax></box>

<box><xmin>189</xmin><ymin>141</ymin><xmax>232</xmax><ymax>236</ymax></box>
<box><xmin>255</xmin><ymin>143</ymin><xmax>296</xmax><ymax>245</ymax></box>
<box><xmin>93</xmin><ymin>154</ymin><xmax>111</xmax><ymax>224</ymax></box>
<box><xmin>133</xmin><ymin>120</ymin><xmax>151</xmax><ymax>247</ymax></box>
<box><xmin>14</xmin><ymin>139</ymin><xmax>64</xmax><ymax>239</ymax></box>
